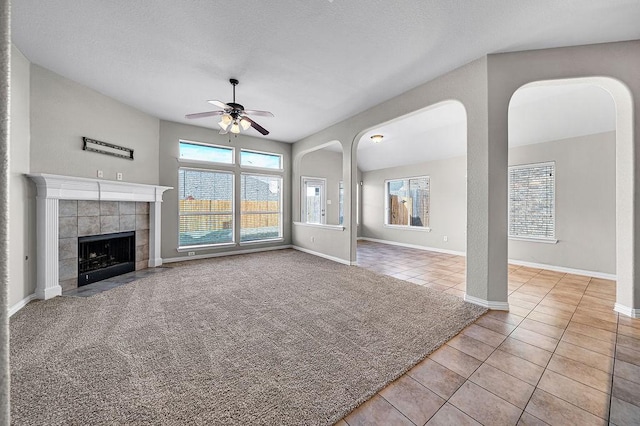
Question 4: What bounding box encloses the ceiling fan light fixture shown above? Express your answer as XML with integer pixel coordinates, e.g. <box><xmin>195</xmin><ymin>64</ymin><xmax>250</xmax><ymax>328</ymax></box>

<box><xmin>220</xmin><ymin>113</ymin><xmax>232</xmax><ymax>125</ymax></box>
<box><xmin>370</xmin><ymin>134</ymin><xmax>384</xmax><ymax>143</ymax></box>
<box><xmin>240</xmin><ymin>118</ymin><xmax>251</xmax><ymax>130</ymax></box>
<box><xmin>218</xmin><ymin>121</ymin><xmax>231</xmax><ymax>131</ymax></box>
<box><xmin>230</xmin><ymin>121</ymin><xmax>241</xmax><ymax>134</ymax></box>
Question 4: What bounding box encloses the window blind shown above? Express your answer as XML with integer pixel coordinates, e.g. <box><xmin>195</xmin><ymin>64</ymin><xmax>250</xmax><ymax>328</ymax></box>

<box><xmin>508</xmin><ymin>163</ymin><xmax>555</xmax><ymax>239</ymax></box>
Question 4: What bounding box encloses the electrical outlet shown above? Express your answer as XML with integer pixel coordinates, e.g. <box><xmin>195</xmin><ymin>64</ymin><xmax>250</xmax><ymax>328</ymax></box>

<box><xmin>188</xmin><ymin>251</ymin><xmax>196</xmax><ymax>256</ymax></box>
<box><xmin>443</xmin><ymin>236</ymin><xmax>448</xmax><ymax>242</ymax></box>
<box><xmin>97</xmin><ymin>170</ymin><xmax>103</xmax><ymax>178</ymax></box>
<box><xmin>116</xmin><ymin>172</ymin><xmax>123</xmax><ymax>181</ymax></box>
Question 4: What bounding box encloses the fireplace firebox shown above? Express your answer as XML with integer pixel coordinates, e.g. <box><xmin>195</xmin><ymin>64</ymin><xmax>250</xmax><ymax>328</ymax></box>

<box><xmin>78</xmin><ymin>231</ymin><xmax>136</xmax><ymax>286</ymax></box>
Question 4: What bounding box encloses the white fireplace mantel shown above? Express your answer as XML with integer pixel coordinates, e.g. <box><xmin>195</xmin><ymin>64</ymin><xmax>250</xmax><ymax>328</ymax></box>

<box><xmin>27</xmin><ymin>173</ymin><xmax>172</xmax><ymax>300</ymax></box>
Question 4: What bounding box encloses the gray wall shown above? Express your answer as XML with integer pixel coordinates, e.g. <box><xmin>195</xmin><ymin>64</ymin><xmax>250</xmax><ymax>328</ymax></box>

<box><xmin>29</xmin><ymin>65</ymin><xmax>160</xmax><ymax>184</ymax></box>
<box><xmin>158</xmin><ymin>120</ymin><xmax>292</xmax><ymax>261</ymax></box>
<box><xmin>300</xmin><ymin>148</ymin><xmax>343</xmax><ymax>225</ymax></box>
<box><xmin>361</xmin><ymin>155</ymin><xmax>467</xmax><ymax>253</ymax></box>
<box><xmin>508</xmin><ymin>132</ymin><xmax>616</xmax><ymax>274</ymax></box>
<box><xmin>9</xmin><ymin>45</ymin><xmax>35</xmax><ymax>307</ymax></box>
<box><xmin>360</xmin><ymin>131</ymin><xmax>616</xmax><ymax>275</ymax></box>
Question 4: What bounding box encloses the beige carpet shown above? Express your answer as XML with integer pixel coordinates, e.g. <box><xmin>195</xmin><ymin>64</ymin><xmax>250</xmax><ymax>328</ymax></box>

<box><xmin>10</xmin><ymin>249</ymin><xmax>486</xmax><ymax>425</ymax></box>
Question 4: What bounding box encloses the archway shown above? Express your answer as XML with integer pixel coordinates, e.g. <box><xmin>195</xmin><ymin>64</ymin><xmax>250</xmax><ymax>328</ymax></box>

<box><xmin>508</xmin><ymin>77</ymin><xmax>635</xmax><ymax>317</ymax></box>
<box><xmin>350</xmin><ymin>100</ymin><xmax>468</xmax><ymax>290</ymax></box>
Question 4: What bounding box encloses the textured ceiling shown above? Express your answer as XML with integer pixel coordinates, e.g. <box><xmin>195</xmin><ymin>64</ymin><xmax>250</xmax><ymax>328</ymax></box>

<box><xmin>12</xmin><ymin>1</ymin><xmax>640</xmax><ymax>142</ymax></box>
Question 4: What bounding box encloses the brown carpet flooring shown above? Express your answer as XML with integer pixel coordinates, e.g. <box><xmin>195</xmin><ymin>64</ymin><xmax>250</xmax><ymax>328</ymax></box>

<box><xmin>10</xmin><ymin>249</ymin><xmax>486</xmax><ymax>425</ymax></box>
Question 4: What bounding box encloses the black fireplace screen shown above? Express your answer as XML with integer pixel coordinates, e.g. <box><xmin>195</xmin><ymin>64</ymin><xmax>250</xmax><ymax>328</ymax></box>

<box><xmin>78</xmin><ymin>231</ymin><xmax>135</xmax><ymax>286</ymax></box>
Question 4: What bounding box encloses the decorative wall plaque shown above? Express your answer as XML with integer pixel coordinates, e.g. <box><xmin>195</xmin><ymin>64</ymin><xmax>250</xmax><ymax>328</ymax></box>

<box><xmin>82</xmin><ymin>137</ymin><xmax>134</xmax><ymax>160</ymax></box>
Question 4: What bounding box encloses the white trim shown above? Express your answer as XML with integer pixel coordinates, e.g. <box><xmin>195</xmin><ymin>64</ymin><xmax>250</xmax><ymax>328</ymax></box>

<box><xmin>508</xmin><ymin>236</ymin><xmax>558</xmax><ymax>244</ymax></box>
<box><xmin>614</xmin><ymin>303</ymin><xmax>640</xmax><ymax>318</ymax></box>
<box><xmin>293</xmin><ymin>222</ymin><xmax>345</xmax><ymax>231</ymax></box>
<box><xmin>163</xmin><ymin>244</ymin><xmax>292</xmax><ymax>263</ymax></box>
<box><xmin>292</xmin><ymin>246</ymin><xmax>351</xmax><ymax>266</ymax></box>
<box><xmin>383</xmin><ymin>224</ymin><xmax>431</xmax><ymax>232</ymax></box>
<box><xmin>464</xmin><ymin>294</ymin><xmax>509</xmax><ymax>311</ymax></box>
<box><xmin>177</xmin><ymin>242</ymin><xmax>236</xmax><ymax>252</ymax></box>
<box><xmin>9</xmin><ymin>294</ymin><xmax>37</xmax><ymax>317</ymax></box>
<box><xmin>507</xmin><ymin>258</ymin><xmax>616</xmax><ymax>280</ymax></box>
<box><xmin>358</xmin><ymin>237</ymin><xmax>465</xmax><ymax>257</ymax></box>
<box><xmin>301</xmin><ymin>176</ymin><xmax>327</xmax><ymax>225</ymax></box>
<box><xmin>27</xmin><ymin>173</ymin><xmax>172</xmax><ymax>300</ymax></box>
<box><xmin>358</xmin><ymin>238</ymin><xmax>615</xmax><ymax>280</ymax></box>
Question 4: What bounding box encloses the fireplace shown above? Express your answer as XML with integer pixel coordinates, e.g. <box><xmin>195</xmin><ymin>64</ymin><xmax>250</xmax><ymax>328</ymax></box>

<box><xmin>78</xmin><ymin>231</ymin><xmax>136</xmax><ymax>286</ymax></box>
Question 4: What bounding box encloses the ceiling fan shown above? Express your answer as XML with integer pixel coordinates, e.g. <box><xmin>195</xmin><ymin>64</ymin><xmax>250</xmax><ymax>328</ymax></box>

<box><xmin>185</xmin><ymin>78</ymin><xmax>274</xmax><ymax>136</ymax></box>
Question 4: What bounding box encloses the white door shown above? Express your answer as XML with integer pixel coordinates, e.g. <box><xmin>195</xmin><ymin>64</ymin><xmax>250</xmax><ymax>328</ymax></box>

<box><xmin>303</xmin><ymin>177</ymin><xmax>326</xmax><ymax>224</ymax></box>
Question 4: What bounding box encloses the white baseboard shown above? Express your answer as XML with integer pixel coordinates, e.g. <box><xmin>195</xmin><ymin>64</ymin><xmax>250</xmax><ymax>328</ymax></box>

<box><xmin>163</xmin><ymin>244</ymin><xmax>293</xmax><ymax>263</ymax></box>
<box><xmin>614</xmin><ymin>303</ymin><xmax>640</xmax><ymax>318</ymax></box>
<box><xmin>292</xmin><ymin>246</ymin><xmax>352</xmax><ymax>266</ymax></box>
<box><xmin>9</xmin><ymin>294</ymin><xmax>37</xmax><ymax>317</ymax></box>
<box><xmin>359</xmin><ymin>237</ymin><xmax>466</xmax><ymax>257</ymax></box>
<box><xmin>507</xmin><ymin>259</ymin><xmax>616</xmax><ymax>280</ymax></box>
<box><xmin>464</xmin><ymin>294</ymin><xmax>509</xmax><ymax>311</ymax></box>
<box><xmin>359</xmin><ymin>238</ymin><xmax>615</xmax><ymax>280</ymax></box>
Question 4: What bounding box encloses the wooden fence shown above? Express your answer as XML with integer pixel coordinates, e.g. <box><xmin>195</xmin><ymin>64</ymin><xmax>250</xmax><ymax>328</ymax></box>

<box><xmin>180</xmin><ymin>200</ymin><xmax>280</xmax><ymax>231</ymax></box>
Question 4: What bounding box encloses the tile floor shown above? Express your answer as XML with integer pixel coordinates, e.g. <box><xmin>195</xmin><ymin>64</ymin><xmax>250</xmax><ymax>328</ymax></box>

<box><xmin>338</xmin><ymin>241</ymin><xmax>640</xmax><ymax>425</ymax></box>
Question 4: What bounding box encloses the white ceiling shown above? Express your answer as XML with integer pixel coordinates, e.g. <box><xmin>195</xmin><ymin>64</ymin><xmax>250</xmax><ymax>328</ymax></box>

<box><xmin>11</xmin><ymin>1</ymin><xmax>640</xmax><ymax>143</ymax></box>
<box><xmin>349</xmin><ymin>83</ymin><xmax>616</xmax><ymax>171</ymax></box>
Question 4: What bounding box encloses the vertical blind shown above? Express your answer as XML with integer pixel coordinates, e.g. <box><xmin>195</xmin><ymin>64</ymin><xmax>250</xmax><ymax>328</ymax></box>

<box><xmin>508</xmin><ymin>162</ymin><xmax>555</xmax><ymax>239</ymax></box>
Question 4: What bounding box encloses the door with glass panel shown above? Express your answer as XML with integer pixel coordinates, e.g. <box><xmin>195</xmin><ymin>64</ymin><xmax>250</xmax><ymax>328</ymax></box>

<box><xmin>302</xmin><ymin>177</ymin><xmax>326</xmax><ymax>224</ymax></box>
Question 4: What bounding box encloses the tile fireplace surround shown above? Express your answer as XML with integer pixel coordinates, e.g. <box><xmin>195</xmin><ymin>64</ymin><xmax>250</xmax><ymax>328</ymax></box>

<box><xmin>28</xmin><ymin>173</ymin><xmax>172</xmax><ymax>300</ymax></box>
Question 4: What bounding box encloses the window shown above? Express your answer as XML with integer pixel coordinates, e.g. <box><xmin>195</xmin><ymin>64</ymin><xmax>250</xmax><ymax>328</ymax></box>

<box><xmin>302</xmin><ymin>177</ymin><xmax>326</xmax><ymax>224</ymax></box>
<box><xmin>240</xmin><ymin>174</ymin><xmax>283</xmax><ymax>242</ymax></box>
<box><xmin>385</xmin><ymin>176</ymin><xmax>430</xmax><ymax>228</ymax></box>
<box><xmin>509</xmin><ymin>162</ymin><xmax>555</xmax><ymax>240</ymax></box>
<box><xmin>179</xmin><ymin>141</ymin><xmax>234</xmax><ymax>164</ymax></box>
<box><xmin>178</xmin><ymin>168</ymin><xmax>234</xmax><ymax>247</ymax></box>
<box><xmin>240</xmin><ymin>149</ymin><xmax>282</xmax><ymax>169</ymax></box>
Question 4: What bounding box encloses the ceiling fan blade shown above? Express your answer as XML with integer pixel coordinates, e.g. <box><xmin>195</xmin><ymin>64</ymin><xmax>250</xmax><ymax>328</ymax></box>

<box><xmin>243</xmin><ymin>116</ymin><xmax>269</xmax><ymax>136</ymax></box>
<box><xmin>185</xmin><ymin>110</ymin><xmax>224</xmax><ymax>119</ymax></box>
<box><xmin>207</xmin><ymin>100</ymin><xmax>232</xmax><ymax>110</ymax></box>
<box><xmin>243</xmin><ymin>109</ymin><xmax>274</xmax><ymax>117</ymax></box>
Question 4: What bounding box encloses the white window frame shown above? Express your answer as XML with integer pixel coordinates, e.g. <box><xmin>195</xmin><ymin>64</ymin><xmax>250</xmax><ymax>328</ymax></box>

<box><xmin>239</xmin><ymin>148</ymin><xmax>284</xmax><ymax>171</ymax></box>
<box><xmin>384</xmin><ymin>175</ymin><xmax>431</xmax><ymax>231</ymax></box>
<box><xmin>301</xmin><ymin>176</ymin><xmax>327</xmax><ymax>225</ymax></box>
<box><xmin>508</xmin><ymin>161</ymin><xmax>557</xmax><ymax>243</ymax></box>
<box><xmin>178</xmin><ymin>139</ymin><xmax>235</xmax><ymax>166</ymax></box>
<box><xmin>239</xmin><ymin>172</ymin><xmax>284</xmax><ymax>244</ymax></box>
<box><xmin>178</xmin><ymin>167</ymin><xmax>235</xmax><ymax>250</ymax></box>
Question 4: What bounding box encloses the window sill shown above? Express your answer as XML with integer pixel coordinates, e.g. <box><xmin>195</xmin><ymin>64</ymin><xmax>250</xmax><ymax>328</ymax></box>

<box><xmin>293</xmin><ymin>222</ymin><xmax>345</xmax><ymax>231</ymax></box>
<box><xmin>508</xmin><ymin>236</ymin><xmax>558</xmax><ymax>244</ymax></box>
<box><xmin>239</xmin><ymin>238</ymin><xmax>285</xmax><ymax>245</ymax></box>
<box><xmin>177</xmin><ymin>242</ymin><xmax>236</xmax><ymax>252</ymax></box>
<box><xmin>383</xmin><ymin>225</ymin><xmax>431</xmax><ymax>232</ymax></box>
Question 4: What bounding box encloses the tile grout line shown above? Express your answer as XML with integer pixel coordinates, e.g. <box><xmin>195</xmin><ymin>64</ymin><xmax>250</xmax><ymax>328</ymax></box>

<box><xmin>427</xmin><ymin>267</ymin><xmax>559</xmax><ymax>425</ymax></box>
<box><xmin>352</xmin><ymin>248</ymin><xmax>621</xmax><ymax>425</ymax></box>
<box><xmin>608</xmin><ymin>311</ymin><xmax>620</xmax><ymax>424</ymax></box>
<box><xmin>516</xmin><ymin>274</ymin><xmax>617</xmax><ymax>423</ymax></box>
